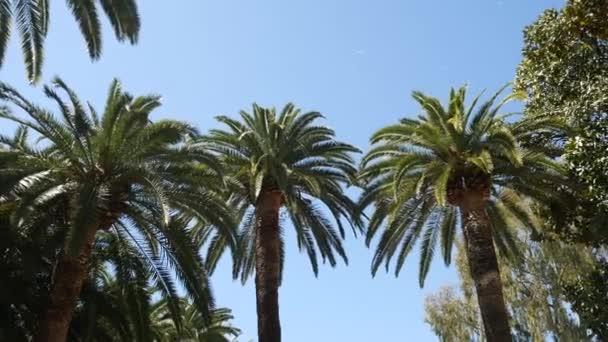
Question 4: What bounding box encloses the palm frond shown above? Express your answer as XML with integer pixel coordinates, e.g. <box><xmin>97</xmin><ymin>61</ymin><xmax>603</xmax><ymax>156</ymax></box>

<box><xmin>0</xmin><ymin>0</ymin><xmax>11</xmax><ymax>67</ymax></box>
<box><xmin>15</xmin><ymin>0</ymin><xmax>45</xmax><ymax>82</ymax></box>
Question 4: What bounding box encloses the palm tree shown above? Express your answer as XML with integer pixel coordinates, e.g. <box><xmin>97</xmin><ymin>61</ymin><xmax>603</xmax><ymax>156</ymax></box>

<box><xmin>359</xmin><ymin>86</ymin><xmax>566</xmax><ymax>342</ymax></box>
<box><xmin>67</xmin><ymin>232</ymin><xmax>242</xmax><ymax>342</ymax></box>
<box><xmin>0</xmin><ymin>78</ymin><xmax>234</xmax><ymax>342</ymax></box>
<box><xmin>0</xmin><ymin>0</ymin><xmax>140</xmax><ymax>83</ymax></box>
<box><xmin>149</xmin><ymin>298</ymin><xmax>241</xmax><ymax>342</ymax></box>
<box><xmin>198</xmin><ymin>103</ymin><xmax>361</xmax><ymax>342</ymax></box>
<box><xmin>69</xmin><ymin>233</ymin><xmax>161</xmax><ymax>342</ymax></box>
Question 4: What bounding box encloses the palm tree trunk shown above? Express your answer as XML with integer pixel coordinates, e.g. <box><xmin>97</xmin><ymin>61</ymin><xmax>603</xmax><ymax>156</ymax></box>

<box><xmin>254</xmin><ymin>189</ymin><xmax>283</xmax><ymax>342</ymax></box>
<box><xmin>37</xmin><ymin>226</ymin><xmax>99</xmax><ymax>342</ymax></box>
<box><xmin>461</xmin><ymin>197</ymin><xmax>512</xmax><ymax>342</ymax></box>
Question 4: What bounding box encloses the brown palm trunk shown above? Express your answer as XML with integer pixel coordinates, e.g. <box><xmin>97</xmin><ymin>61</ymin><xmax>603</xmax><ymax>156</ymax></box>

<box><xmin>254</xmin><ymin>189</ymin><xmax>283</xmax><ymax>342</ymax></box>
<box><xmin>460</xmin><ymin>195</ymin><xmax>512</xmax><ymax>342</ymax></box>
<box><xmin>37</xmin><ymin>226</ymin><xmax>99</xmax><ymax>342</ymax></box>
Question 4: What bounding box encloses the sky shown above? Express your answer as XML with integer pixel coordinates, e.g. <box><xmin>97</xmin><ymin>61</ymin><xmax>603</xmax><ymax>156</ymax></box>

<box><xmin>0</xmin><ymin>0</ymin><xmax>566</xmax><ymax>341</ymax></box>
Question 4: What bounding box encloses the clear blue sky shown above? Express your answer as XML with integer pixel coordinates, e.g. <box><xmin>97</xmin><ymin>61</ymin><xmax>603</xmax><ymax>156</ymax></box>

<box><xmin>0</xmin><ymin>0</ymin><xmax>565</xmax><ymax>340</ymax></box>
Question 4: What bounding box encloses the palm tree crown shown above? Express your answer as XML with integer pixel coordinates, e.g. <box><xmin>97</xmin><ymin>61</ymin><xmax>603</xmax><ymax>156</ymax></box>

<box><xmin>359</xmin><ymin>86</ymin><xmax>565</xmax><ymax>286</ymax></box>
<box><xmin>200</xmin><ymin>103</ymin><xmax>361</xmax><ymax>279</ymax></box>
<box><xmin>0</xmin><ymin>78</ymin><xmax>235</xmax><ymax>340</ymax></box>
<box><xmin>0</xmin><ymin>0</ymin><xmax>140</xmax><ymax>82</ymax></box>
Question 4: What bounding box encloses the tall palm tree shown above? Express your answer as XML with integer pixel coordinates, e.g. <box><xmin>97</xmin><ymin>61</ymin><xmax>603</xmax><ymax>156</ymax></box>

<box><xmin>0</xmin><ymin>78</ymin><xmax>234</xmax><ymax>342</ymax></box>
<box><xmin>198</xmin><ymin>103</ymin><xmax>361</xmax><ymax>342</ymax></box>
<box><xmin>0</xmin><ymin>0</ymin><xmax>140</xmax><ymax>83</ymax></box>
<box><xmin>359</xmin><ymin>86</ymin><xmax>566</xmax><ymax>342</ymax></box>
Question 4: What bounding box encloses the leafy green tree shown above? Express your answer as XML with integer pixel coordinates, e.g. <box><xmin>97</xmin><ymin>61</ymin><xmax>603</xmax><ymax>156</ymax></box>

<box><xmin>425</xmin><ymin>237</ymin><xmax>594</xmax><ymax>341</ymax></box>
<box><xmin>563</xmin><ymin>258</ymin><xmax>608</xmax><ymax>339</ymax></box>
<box><xmin>502</xmin><ymin>238</ymin><xmax>592</xmax><ymax>341</ymax></box>
<box><xmin>425</xmin><ymin>286</ymin><xmax>483</xmax><ymax>342</ymax></box>
<box><xmin>0</xmin><ymin>0</ymin><xmax>140</xmax><ymax>83</ymax></box>
<box><xmin>359</xmin><ymin>86</ymin><xmax>565</xmax><ymax>342</ymax></box>
<box><xmin>515</xmin><ymin>1</ymin><xmax>608</xmax><ymax>333</ymax></box>
<box><xmin>198</xmin><ymin>104</ymin><xmax>360</xmax><ymax>342</ymax></box>
<box><xmin>514</xmin><ymin>0</ymin><xmax>608</xmax><ymax>245</ymax></box>
<box><xmin>0</xmin><ymin>78</ymin><xmax>234</xmax><ymax>342</ymax></box>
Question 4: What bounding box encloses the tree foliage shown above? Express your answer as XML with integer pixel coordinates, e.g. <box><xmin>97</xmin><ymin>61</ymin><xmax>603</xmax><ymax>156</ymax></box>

<box><xmin>425</xmin><ymin>286</ymin><xmax>482</xmax><ymax>342</ymax></box>
<box><xmin>148</xmin><ymin>298</ymin><xmax>241</xmax><ymax>342</ymax></box>
<box><xmin>197</xmin><ymin>103</ymin><xmax>361</xmax><ymax>342</ymax></box>
<box><xmin>198</xmin><ymin>103</ymin><xmax>361</xmax><ymax>281</ymax></box>
<box><xmin>515</xmin><ymin>0</ymin><xmax>608</xmax><ymax>245</ymax></box>
<box><xmin>0</xmin><ymin>78</ymin><xmax>236</xmax><ymax>339</ymax></box>
<box><xmin>359</xmin><ymin>85</ymin><xmax>564</xmax><ymax>286</ymax></box>
<box><xmin>515</xmin><ymin>2</ymin><xmax>608</xmax><ymax>334</ymax></box>
<box><xmin>0</xmin><ymin>220</ymin><xmax>242</xmax><ymax>342</ymax></box>
<box><xmin>0</xmin><ymin>199</ymin><xmax>58</xmax><ymax>341</ymax></box>
<box><xmin>425</xmin><ymin>238</ymin><xmax>594</xmax><ymax>341</ymax></box>
<box><xmin>563</xmin><ymin>258</ymin><xmax>608</xmax><ymax>339</ymax></box>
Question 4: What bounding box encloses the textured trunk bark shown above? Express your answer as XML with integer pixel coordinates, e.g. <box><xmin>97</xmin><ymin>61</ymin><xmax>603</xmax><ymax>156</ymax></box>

<box><xmin>254</xmin><ymin>189</ymin><xmax>283</xmax><ymax>342</ymax></box>
<box><xmin>461</xmin><ymin>196</ymin><xmax>512</xmax><ymax>342</ymax></box>
<box><xmin>36</xmin><ymin>226</ymin><xmax>99</xmax><ymax>342</ymax></box>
